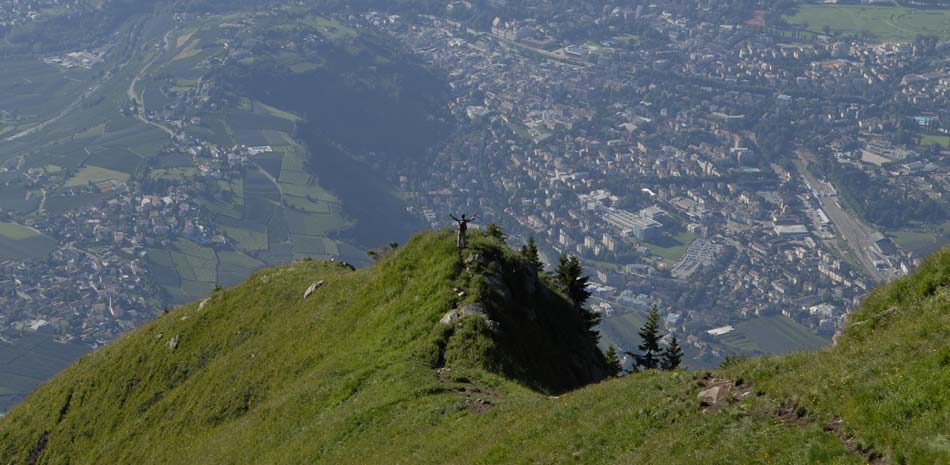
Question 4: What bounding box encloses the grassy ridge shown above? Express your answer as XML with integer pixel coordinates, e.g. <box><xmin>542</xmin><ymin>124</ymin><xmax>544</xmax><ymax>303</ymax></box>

<box><xmin>0</xmin><ymin>232</ymin><xmax>948</xmax><ymax>464</ymax></box>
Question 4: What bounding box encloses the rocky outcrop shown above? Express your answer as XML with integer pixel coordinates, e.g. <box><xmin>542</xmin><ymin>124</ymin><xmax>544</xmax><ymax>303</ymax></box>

<box><xmin>304</xmin><ymin>280</ymin><xmax>325</xmax><ymax>299</ymax></box>
<box><xmin>440</xmin><ymin>303</ymin><xmax>490</xmax><ymax>325</ymax></box>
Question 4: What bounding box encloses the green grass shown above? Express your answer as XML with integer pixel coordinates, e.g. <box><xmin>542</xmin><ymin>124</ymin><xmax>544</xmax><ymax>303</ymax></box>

<box><xmin>64</xmin><ymin>165</ymin><xmax>130</xmax><ymax>187</ymax></box>
<box><xmin>288</xmin><ymin>61</ymin><xmax>323</xmax><ymax>73</ymax></box>
<box><xmin>786</xmin><ymin>5</ymin><xmax>950</xmax><ymax>41</ymax></box>
<box><xmin>0</xmin><ymin>333</ymin><xmax>90</xmax><ymax>414</ymax></box>
<box><xmin>507</xmin><ymin>122</ymin><xmax>532</xmax><ymax>140</ymax></box>
<box><xmin>0</xmin><ymin>224</ymin><xmax>57</xmax><ymax>260</ymax></box>
<box><xmin>724</xmin><ymin>248</ymin><xmax>950</xmax><ymax>465</ymax></box>
<box><xmin>0</xmin><ymin>222</ymin><xmax>38</xmax><ymax>240</ymax></box>
<box><xmin>217</xmin><ymin>251</ymin><xmax>266</xmax><ymax>286</ymax></box>
<box><xmin>731</xmin><ymin>316</ymin><xmax>829</xmax><ymax>355</ymax></box>
<box><xmin>613</xmin><ymin>33</ymin><xmax>640</xmax><ymax>46</ymax></box>
<box><xmin>642</xmin><ymin>230</ymin><xmax>697</xmax><ymax>262</ymax></box>
<box><xmin>0</xmin><ymin>231</ymin><xmax>948</xmax><ymax>464</ymax></box>
<box><xmin>305</xmin><ymin>16</ymin><xmax>357</xmax><ymax>41</ymax></box>
<box><xmin>278</xmin><ymin>170</ymin><xmax>310</xmax><ymax>185</ymax></box>
<box><xmin>919</xmin><ymin>133</ymin><xmax>950</xmax><ymax>148</ymax></box>
<box><xmin>253</xmin><ymin>100</ymin><xmax>302</xmax><ymax>123</ymax></box>
<box><xmin>170</xmin><ymin>239</ymin><xmax>218</xmax><ymax>283</ymax></box>
<box><xmin>283</xmin><ymin>195</ymin><xmax>331</xmax><ymax>214</ymax></box>
<box><xmin>597</xmin><ymin>309</ymin><xmax>647</xmax><ymax>350</ymax></box>
<box><xmin>890</xmin><ymin>229</ymin><xmax>944</xmax><ymax>257</ymax></box>
<box><xmin>221</xmin><ymin>225</ymin><xmax>268</xmax><ymax>252</ymax></box>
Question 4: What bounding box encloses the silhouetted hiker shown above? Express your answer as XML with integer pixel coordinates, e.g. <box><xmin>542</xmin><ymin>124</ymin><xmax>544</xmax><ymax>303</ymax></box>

<box><xmin>450</xmin><ymin>213</ymin><xmax>477</xmax><ymax>249</ymax></box>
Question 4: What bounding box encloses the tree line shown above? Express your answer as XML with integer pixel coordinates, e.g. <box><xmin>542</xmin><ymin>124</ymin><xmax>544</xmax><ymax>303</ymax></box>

<box><xmin>493</xmin><ymin>225</ymin><xmax>684</xmax><ymax>376</ymax></box>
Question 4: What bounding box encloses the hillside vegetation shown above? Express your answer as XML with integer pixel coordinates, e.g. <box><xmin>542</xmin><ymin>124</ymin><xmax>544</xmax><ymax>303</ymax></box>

<box><xmin>1</xmin><ymin>231</ymin><xmax>948</xmax><ymax>464</ymax></box>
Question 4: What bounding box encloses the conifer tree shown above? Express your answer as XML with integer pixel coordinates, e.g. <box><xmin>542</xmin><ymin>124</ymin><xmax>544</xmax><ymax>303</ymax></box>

<box><xmin>555</xmin><ymin>254</ymin><xmax>599</xmax><ymax>341</ymax></box>
<box><xmin>661</xmin><ymin>335</ymin><xmax>683</xmax><ymax>370</ymax></box>
<box><xmin>556</xmin><ymin>254</ymin><xmax>591</xmax><ymax>308</ymax></box>
<box><xmin>520</xmin><ymin>236</ymin><xmax>543</xmax><ymax>271</ymax></box>
<box><xmin>486</xmin><ymin>222</ymin><xmax>505</xmax><ymax>240</ymax></box>
<box><xmin>605</xmin><ymin>344</ymin><xmax>622</xmax><ymax>376</ymax></box>
<box><xmin>635</xmin><ymin>305</ymin><xmax>661</xmax><ymax>370</ymax></box>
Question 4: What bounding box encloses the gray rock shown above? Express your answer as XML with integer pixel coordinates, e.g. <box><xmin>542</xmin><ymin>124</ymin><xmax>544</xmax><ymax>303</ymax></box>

<box><xmin>167</xmin><ymin>335</ymin><xmax>179</xmax><ymax>350</ymax></box>
<box><xmin>198</xmin><ymin>298</ymin><xmax>211</xmax><ymax>311</ymax></box>
<box><xmin>440</xmin><ymin>303</ymin><xmax>490</xmax><ymax>325</ymax></box>
<box><xmin>697</xmin><ymin>386</ymin><xmax>720</xmax><ymax>404</ymax></box>
<box><xmin>304</xmin><ymin>280</ymin><xmax>326</xmax><ymax>299</ymax></box>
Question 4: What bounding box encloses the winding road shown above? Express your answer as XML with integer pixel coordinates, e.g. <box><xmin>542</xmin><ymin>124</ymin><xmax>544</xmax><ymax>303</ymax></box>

<box><xmin>127</xmin><ymin>30</ymin><xmax>177</xmax><ymax>138</ymax></box>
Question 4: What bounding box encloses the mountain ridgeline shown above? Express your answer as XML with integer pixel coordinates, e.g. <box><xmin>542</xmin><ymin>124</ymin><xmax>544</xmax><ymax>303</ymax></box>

<box><xmin>1</xmin><ymin>231</ymin><xmax>948</xmax><ymax>464</ymax></box>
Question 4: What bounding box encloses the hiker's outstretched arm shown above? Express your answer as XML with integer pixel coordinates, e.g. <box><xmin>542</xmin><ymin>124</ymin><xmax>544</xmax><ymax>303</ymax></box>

<box><xmin>449</xmin><ymin>214</ymin><xmax>460</xmax><ymax>221</ymax></box>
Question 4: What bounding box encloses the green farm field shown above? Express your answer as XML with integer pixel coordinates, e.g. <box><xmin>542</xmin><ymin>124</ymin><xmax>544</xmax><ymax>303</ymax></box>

<box><xmin>63</xmin><ymin>165</ymin><xmax>130</xmax><ymax>188</ymax></box>
<box><xmin>0</xmin><ymin>332</ymin><xmax>90</xmax><ymax>415</ymax></box>
<box><xmin>889</xmin><ymin>225</ymin><xmax>950</xmax><ymax>258</ymax></box>
<box><xmin>0</xmin><ymin>223</ymin><xmax>57</xmax><ymax>260</ymax></box>
<box><xmin>0</xmin><ymin>222</ymin><xmax>39</xmax><ymax>240</ymax></box>
<box><xmin>719</xmin><ymin>315</ymin><xmax>829</xmax><ymax>356</ymax></box>
<box><xmin>786</xmin><ymin>5</ymin><xmax>950</xmax><ymax>41</ymax></box>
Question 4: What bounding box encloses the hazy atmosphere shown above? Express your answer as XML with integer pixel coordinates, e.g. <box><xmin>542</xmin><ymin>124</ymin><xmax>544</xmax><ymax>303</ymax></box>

<box><xmin>0</xmin><ymin>0</ymin><xmax>947</xmax><ymax>463</ymax></box>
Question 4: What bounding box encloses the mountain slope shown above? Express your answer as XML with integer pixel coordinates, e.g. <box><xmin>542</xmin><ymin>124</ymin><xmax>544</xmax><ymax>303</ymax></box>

<box><xmin>1</xmin><ymin>232</ymin><xmax>948</xmax><ymax>465</ymax></box>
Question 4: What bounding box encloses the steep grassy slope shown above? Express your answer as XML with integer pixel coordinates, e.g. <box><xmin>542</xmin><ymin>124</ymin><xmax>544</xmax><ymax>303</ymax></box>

<box><xmin>1</xmin><ymin>232</ymin><xmax>947</xmax><ymax>465</ymax></box>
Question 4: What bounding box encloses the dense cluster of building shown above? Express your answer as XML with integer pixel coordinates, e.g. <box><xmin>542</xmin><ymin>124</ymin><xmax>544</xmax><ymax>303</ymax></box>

<box><xmin>365</xmin><ymin>1</ymin><xmax>947</xmax><ymax>359</ymax></box>
<box><xmin>1</xmin><ymin>0</ymin><xmax>947</xmax><ymax>364</ymax></box>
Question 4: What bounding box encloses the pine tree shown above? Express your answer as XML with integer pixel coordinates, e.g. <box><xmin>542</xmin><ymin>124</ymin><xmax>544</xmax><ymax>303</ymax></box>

<box><xmin>661</xmin><ymin>335</ymin><xmax>683</xmax><ymax>370</ymax></box>
<box><xmin>556</xmin><ymin>255</ymin><xmax>591</xmax><ymax>308</ymax></box>
<box><xmin>486</xmin><ymin>222</ymin><xmax>505</xmax><ymax>240</ymax></box>
<box><xmin>520</xmin><ymin>236</ymin><xmax>543</xmax><ymax>271</ymax></box>
<box><xmin>605</xmin><ymin>344</ymin><xmax>622</xmax><ymax>376</ymax></box>
<box><xmin>555</xmin><ymin>254</ymin><xmax>598</xmax><ymax>341</ymax></box>
<box><xmin>635</xmin><ymin>305</ymin><xmax>661</xmax><ymax>370</ymax></box>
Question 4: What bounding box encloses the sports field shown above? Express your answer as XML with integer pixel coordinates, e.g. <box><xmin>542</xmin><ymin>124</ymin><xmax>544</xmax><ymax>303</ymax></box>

<box><xmin>786</xmin><ymin>5</ymin><xmax>950</xmax><ymax>41</ymax></box>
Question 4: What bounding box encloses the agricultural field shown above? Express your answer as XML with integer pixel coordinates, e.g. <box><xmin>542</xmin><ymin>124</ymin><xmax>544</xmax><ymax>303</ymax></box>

<box><xmin>0</xmin><ymin>59</ymin><xmax>95</xmax><ymax>154</ymax></box>
<box><xmin>785</xmin><ymin>5</ymin><xmax>950</xmax><ymax>41</ymax></box>
<box><xmin>149</xmin><ymin>239</ymin><xmax>220</xmax><ymax>304</ymax></box>
<box><xmin>63</xmin><ymin>165</ymin><xmax>130</xmax><ymax>188</ymax></box>
<box><xmin>0</xmin><ymin>9</ymin><xmax>382</xmax><ymax>320</ymax></box>
<box><xmin>0</xmin><ymin>222</ymin><xmax>38</xmax><ymax>240</ymax></box>
<box><xmin>718</xmin><ymin>315</ymin><xmax>830</xmax><ymax>356</ymax></box>
<box><xmin>598</xmin><ymin>310</ymin><xmax>648</xmax><ymax>350</ymax></box>
<box><xmin>0</xmin><ymin>332</ymin><xmax>90</xmax><ymax>415</ymax></box>
<box><xmin>889</xmin><ymin>222</ymin><xmax>950</xmax><ymax>257</ymax></box>
<box><xmin>0</xmin><ymin>185</ymin><xmax>39</xmax><ymax>214</ymax></box>
<box><xmin>0</xmin><ymin>223</ymin><xmax>57</xmax><ymax>260</ymax></box>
